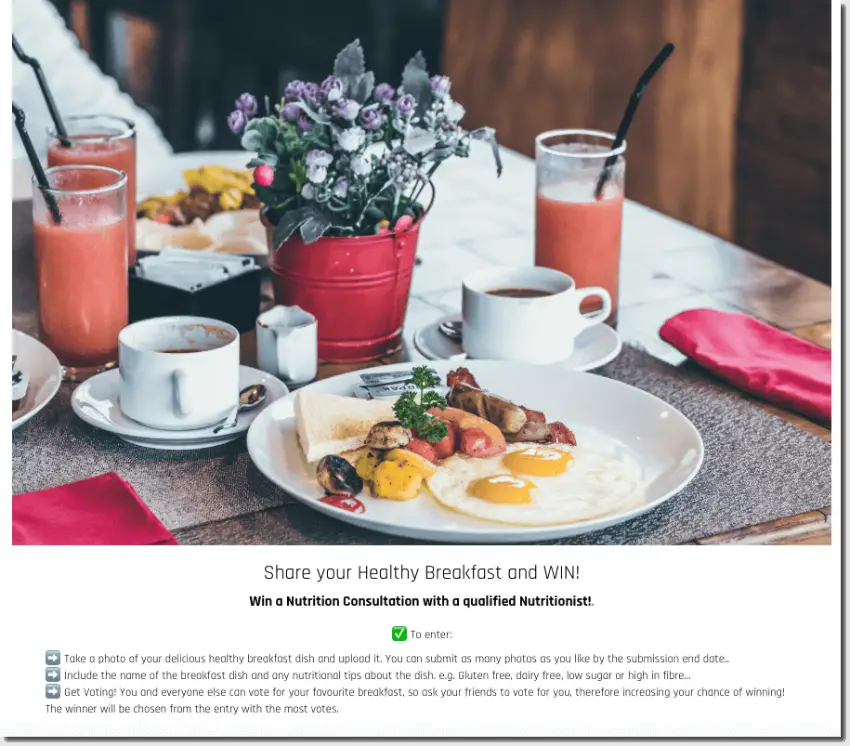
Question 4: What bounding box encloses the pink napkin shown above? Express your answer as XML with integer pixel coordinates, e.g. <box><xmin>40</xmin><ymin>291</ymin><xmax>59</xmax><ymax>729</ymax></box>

<box><xmin>659</xmin><ymin>309</ymin><xmax>831</xmax><ymax>422</ymax></box>
<box><xmin>13</xmin><ymin>473</ymin><xmax>177</xmax><ymax>545</ymax></box>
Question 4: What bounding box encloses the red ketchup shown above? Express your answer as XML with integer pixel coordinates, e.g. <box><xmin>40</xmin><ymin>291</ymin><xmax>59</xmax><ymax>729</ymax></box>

<box><xmin>320</xmin><ymin>495</ymin><xmax>366</xmax><ymax>514</ymax></box>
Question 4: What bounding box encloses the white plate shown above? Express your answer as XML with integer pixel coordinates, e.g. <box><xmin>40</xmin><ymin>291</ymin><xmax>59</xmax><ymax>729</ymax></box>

<box><xmin>71</xmin><ymin>365</ymin><xmax>288</xmax><ymax>450</ymax></box>
<box><xmin>414</xmin><ymin>313</ymin><xmax>622</xmax><ymax>372</ymax></box>
<box><xmin>136</xmin><ymin>150</ymin><xmax>266</xmax><ymax>257</ymax></box>
<box><xmin>246</xmin><ymin>360</ymin><xmax>703</xmax><ymax>543</ymax></box>
<box><xmin>12</xmin><ymin>331</ymin><xmax>62</xmax><ymax>431</ymax></box>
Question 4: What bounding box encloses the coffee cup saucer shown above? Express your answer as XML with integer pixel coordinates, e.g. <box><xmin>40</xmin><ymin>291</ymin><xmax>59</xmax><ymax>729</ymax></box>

<box><xmin>70</xmin><ymin>365</ymin><xmax>288</xmax><ymax>450</ymax></box>
<box><xmin>413</xmin><ymin>313</ymin><xmax>622</xmax><ymax>371</ymax></box>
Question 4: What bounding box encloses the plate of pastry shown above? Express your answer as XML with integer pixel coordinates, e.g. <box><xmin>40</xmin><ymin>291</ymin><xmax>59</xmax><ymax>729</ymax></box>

<box><xmin>136</xmin><ymin>161</ymin><xmax>267</xmax><ymax>257</ymax></box>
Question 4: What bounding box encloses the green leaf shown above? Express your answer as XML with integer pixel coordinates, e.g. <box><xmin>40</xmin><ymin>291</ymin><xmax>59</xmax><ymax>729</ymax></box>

<box><xmin>404</xmin><ymin>127</ymin><xmax>436</xmax><ymax>156</ymax></box>
<box><xmin>272</xmin><ymin>206</ymin><xmax>313</xmax><ymax>248</ymax></box>
<box><xmin>365</xmin><ymin>205</ymin><xmax>386</xmax><ymax>222</ymax></box>
<box><xmin>393</xmin><ymin>392</ymin><xmax>420</xmax><ymax>430</ymax></box>
<box><xmin>252</xmin><ymin>184</ymin><xmax>278</xmax><ymax>204</ymax></box>
<box><xmin>334</xmin><ymin>39</ymin><xmax>366</xmax><ymax>79</ymax></box>
<box><xmin>401</xmin><ymin>51</ymin><xmax>431</xmax><ymax>116</ymax></box>
<box><xmin>417</xmin><ymin>416</ymin><xmax>448</xmax><ymax>443</ymax></box>
<box><xmin>420</xmin><ymin>390</ymin><xmax>447</xmax><ymax>410</ymax></box>
<box><xmin>470</xmin><ymin>127</ymin><xmax>503</xmax><ymax>177</ymax></box>
<box><xmin>350</xmin><ymin>70</ymin><xmax>375</xmax><ymax>104</ymax></box>
<box><xmin>247</xmin><ymin>154</ymin><xmax>279</xmax><ymax>167</ymax></box>
<box><xmin>300</xmin><ymin>211</ymin><xmax>333</xmax><ymax>243</ymax></box>
<box><xmin>294</xmin><ymin>101</ymin><xmax>331</xmax><ymax>125</ymax></box>
<box><xmin>240</xmin><ymin>117</ymin><xmax>279</xmax><ymax>153</ymax></box>
<box><xmin>290</xmin><ymin>160</ymin><xmax>307</xmax><ymax>191</ymax></box>
<box><xmin>335</xmin><ymin>40</ymin><xmax>369</xmax><ymax>99</ymax></box>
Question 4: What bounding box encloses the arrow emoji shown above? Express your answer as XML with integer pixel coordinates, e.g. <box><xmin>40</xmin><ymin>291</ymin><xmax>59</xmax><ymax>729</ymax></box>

<box><xmin>47</xmin><ymin>687</ymin><xmax>58</xmax><ymax>696</ymax></box>
<box><xmin>48</xmin><ymin>670</ymin><xmax>58</xmax><ymax>679</ymax></box>
<box><xmin>47</xmin><ymin>654</ymin><xmax>58</xmax><ymax>663</ymax></box>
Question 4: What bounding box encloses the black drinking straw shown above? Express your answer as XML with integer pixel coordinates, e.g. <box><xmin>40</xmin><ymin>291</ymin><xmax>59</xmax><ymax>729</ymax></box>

<box><xmin>594</xmin><ymin>42</ymin><xmax>675</xmax><ymax>200</ymax></box>
<box><xmin>13</xmin><ymin>102</ymin><xmax>62</xmax><ymax>224</ymax></box>
<box><xmin>12</xmin><ymin>35</ymin><xmax>72</xmax><ymax>147</ymax></box>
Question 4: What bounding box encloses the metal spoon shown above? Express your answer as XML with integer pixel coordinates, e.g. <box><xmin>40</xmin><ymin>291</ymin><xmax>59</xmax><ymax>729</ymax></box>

<box><xmin>439</xmin><ymin>319</ymin><xmax>463</xmax><ymax>342</ymax></box>
<box><xmin>212</xmin><ymin>383</ymin><xmax>268</xmax><ymax>434</ymax></box>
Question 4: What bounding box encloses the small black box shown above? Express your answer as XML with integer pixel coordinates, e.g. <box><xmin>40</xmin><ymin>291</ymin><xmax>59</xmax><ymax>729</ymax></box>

<box><xmin>128</xmin><ymin>266</ymin><xmax>262</xmax><ymax>333</ymax></box>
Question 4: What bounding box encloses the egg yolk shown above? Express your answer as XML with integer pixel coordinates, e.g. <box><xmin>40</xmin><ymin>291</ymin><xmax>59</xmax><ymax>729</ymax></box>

<box><xmin>503</xmin><ymin>447</ymin><xmax>574</xmax><ymax>477</ymax></box>
<box><xmin>470</xmin><ymin>475</ymin><xmax>536</xmax><ymax>504</ymax></box>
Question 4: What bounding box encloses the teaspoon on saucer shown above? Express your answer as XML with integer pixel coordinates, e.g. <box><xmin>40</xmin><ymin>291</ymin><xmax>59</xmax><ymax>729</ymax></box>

<box><xmin>212</xmin><ymin>383</ymin><xmax>267</xmax><ymax>434</ymax></box>
<box><xmin>438</xmin><ymin>319</ymin><xmax>463</xmax><ymax>341</ymax></box>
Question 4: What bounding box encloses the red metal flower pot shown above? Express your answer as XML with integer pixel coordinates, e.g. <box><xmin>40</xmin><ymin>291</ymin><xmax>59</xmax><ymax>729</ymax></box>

<box><xmin>269</xmin><ymin>219</ymin><xmax>424</xmax><ymax>362</ymax></box>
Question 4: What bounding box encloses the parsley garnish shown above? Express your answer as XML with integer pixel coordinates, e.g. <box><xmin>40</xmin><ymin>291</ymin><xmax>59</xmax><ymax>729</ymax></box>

<box><xmin>393</xmin><ymin>366</ymin><xmax>449</xmax><ymax>443</ymax></box>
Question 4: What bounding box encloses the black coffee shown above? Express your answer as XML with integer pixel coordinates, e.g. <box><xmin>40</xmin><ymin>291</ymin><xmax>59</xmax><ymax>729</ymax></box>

<box><xmin>486</xmin><ymin>288</ymin><xmax>554</xmax><ymax>299</ymax></box>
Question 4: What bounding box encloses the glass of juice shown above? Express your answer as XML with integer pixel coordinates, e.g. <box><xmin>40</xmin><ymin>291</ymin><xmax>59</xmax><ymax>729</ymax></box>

<box><xmin>535</xmin><ymin>129</ymin><xmax>626</xmax><ymax>322</ymax></box>
<box><xmin>33</xmin><ymin>165</ymin><xmax>129</xmax><ymax>381</ymax></box>
<box><xmin>47</xmin><ymin>115</ymin><xmax>137</xmax><ymax>266</ymax></box>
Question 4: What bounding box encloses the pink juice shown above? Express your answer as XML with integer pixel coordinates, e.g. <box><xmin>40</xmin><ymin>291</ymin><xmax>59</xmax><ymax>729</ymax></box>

<box><xmin>34</xmin><ymin>203</ymin><xmax>128</xmax><ymax>370</ymax></box>
<box><xmin>48</xmin><ymin>135</ymin><xmax>137</xmax><ymax>266</ymax></box>
<box><xmin>535</xmin><ymin>184</ymin><xmax>624</xmax><ymax>319</ymax></box>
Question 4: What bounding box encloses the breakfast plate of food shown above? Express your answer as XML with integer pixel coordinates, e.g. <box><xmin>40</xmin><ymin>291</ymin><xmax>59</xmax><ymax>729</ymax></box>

<box><xmin>12</xmin><ymin>330</ymin><xmax>62</xmax><ymax>431</ymax></box>
<box><xmin>246</xmin><ymin>361</ymin><xmax>703</xmax><ymax>542</ymax></box>
<box><xmin>136</xmin><ymin>161</ymin><xmax>266</xmax><ymax>256</ymax></box>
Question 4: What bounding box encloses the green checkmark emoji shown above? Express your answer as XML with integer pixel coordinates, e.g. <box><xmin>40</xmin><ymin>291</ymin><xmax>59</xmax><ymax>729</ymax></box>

<box><xmin>392</xmin><ymin>626</ymin><xmax>408</xmax><ymax>641</ymax></box>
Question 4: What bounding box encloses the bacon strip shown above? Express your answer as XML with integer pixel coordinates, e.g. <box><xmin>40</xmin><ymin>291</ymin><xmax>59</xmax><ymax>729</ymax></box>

<box><xmin>548</xmin><ymin>422</ymin><xmax>577</xmax><ymax>446</ymax></box>
<box><xmin>447</xmin><ymin>367</ymin><xmax>480</xmax><ymax>388</ymax></box>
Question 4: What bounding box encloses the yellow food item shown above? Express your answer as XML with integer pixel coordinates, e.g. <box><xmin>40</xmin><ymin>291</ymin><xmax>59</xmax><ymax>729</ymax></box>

<box><xmin>384</xmin><ymin>448</ymin><xmax>437</xmax><ymax>478</ymax></box>
<box><xmin>183</xmin><ymin>166</ymin><xmax>254</xmax><ymax>195</ymax></box>
<box><xmin>373</xmin><ymin>460</ymin><xmax>423</xmax><ymax>500</ymax></box>
<box><xmin>137</xmin><ymin>166</ymin><xmax>256</xmax><ymax>218</ymax></box>
<box><xmin>136</xmin><ymin>191</ymin><xmax>187</xmax><ymax>218</ymax></box>
<box><xmin>470</xmin><ymin>475</ymin><xmax>536</xmax><ymax>504</ymax></box>
<box><xmin>355</xmin><ymin>449</ymin><xmax>382</xmax><ymax>482</ymax></box>
<box><xmin>503</xmin><ymin>447</ymin><xmax>574</xmax><ymax>477</ymax></box>
<box><xmin>218</xmin><ymin>188</ymin><xmax>243</xmax><ymax>210</ymax></box>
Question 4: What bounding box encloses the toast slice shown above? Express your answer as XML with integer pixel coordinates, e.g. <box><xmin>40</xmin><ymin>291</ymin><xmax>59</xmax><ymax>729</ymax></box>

<box><xmin>294</xmin><ymin>390</ymin><xmax>397</xmax><ymax>463</ymax></box>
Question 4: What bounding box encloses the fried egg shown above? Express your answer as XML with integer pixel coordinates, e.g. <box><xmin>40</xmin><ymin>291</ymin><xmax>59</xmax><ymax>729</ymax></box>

<box><xmin>426</xmin><ymin>443</ymin><xmax>644</xmax><ymax>526</ymax></box>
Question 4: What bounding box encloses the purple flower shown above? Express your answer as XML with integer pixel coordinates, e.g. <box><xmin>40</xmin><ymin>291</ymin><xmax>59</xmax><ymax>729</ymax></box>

<box><xmin>359</xmin><ymin>106</ymin><xmax>383</xmax><ymax>131</ymax></box>
<box><xmin>320</xmin><ymin>75</ymin><xmax>344</xmax><ymax>102</ymax></box>
<box><xmin>332</xmin><ymin>179</ymin><xmax>348</xmax><ymax>199</ymax></box>
<box><xmin>301</xmin><ymin>183</ymin><xmax>315</xmax><ymax>200</ymax></box>
<box><xmin>306</xmin><ymin>164</ymin><xmax>328</xmax><ymax>184</ymax></box>
<box><xmin>284</xmin><ymin>80</ymin><xmax>305</xmax><ymax>101</ymax></box>
<box><xmin>429</xmin><ymin>75</ymin><xmax>451</xmax><ymax>98</ymax></box>
<box><xmin>235</xmin><ymin>93</ymin><xmax>258</xmax><ymax>116</ymax></box>
<box><xmin>306</xmin><ymin>149</ymin><xmax>333</xmax><ymax>167</ymax></box>
<box><xmin>227</xmin><ymin>109</ymin><xmax>247</xmax><ymax>134</ymax></box>
<box><xmin>373</xmin><ymin>83</ymin><xmax>395</xmax><ymax>102</ymax></box>
<box><xmin>296</xmin><ymin>112</ymin><xmax>314</xmax><ymax>131</ymax></box>
<box><xmin>350</xmin><ymin>154</ymin><xmax>372</xmax><ymax>177</ymax></box>
<box><xmin>302</xmin><ymin>82</ymin><xmax>321</xmax><ymax>108</ymax></box>
<box><xmin>334</xmin><ymin>98</ymin><xmax>361</xmax><ymax>121</ymax></box>
<box><xmin>395</xmin><ymin>93</ymin><xmax>416</xmax><ymax>118</ymax></box>
<box><xmin>281</xmin><ymin>103</ymin><xmax>300</xmax><ymax>122</ymax></box>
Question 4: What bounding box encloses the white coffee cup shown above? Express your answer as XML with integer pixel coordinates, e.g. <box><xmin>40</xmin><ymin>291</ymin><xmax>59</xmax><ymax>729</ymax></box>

<box><xmin>256</xmin><ymin>305</ymin><xmax>318</xmax><ymax>386</ymax></box>
<box><xmin>462</xmin><ymin>266</ymin><xmax>612</xmax><ymax>364</ymax></box>
<box><xmin>118</xmin><ymin>316</ymin><xmax>240</xmax><ymax>430</ymax></box>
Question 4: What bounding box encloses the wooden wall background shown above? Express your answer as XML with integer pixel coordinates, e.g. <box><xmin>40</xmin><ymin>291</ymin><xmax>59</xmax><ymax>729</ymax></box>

<box><xmin>64</xmin><ymin>0</ymin><xmax>832</xmax><ymax>282</ymax></box>
<box><xmin>443</xmin><ymin>0</ymin><xmax>831</xmax><ymax>283</ymax></box>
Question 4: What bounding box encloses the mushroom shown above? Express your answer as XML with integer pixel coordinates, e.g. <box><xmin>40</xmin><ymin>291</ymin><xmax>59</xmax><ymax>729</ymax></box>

<box><xmin>316</xmin><ymin>455</ymin><xmax>364</xmax><ymax>497</ymax></box>
<box><xmin>364</xmin><ymin>420</ymin><xmax>411</xmax><ymax>450</ymax></box>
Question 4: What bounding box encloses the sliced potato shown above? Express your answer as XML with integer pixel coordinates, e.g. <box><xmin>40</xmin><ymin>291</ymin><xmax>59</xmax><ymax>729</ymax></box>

<box><xmin>373</xmin><ymin>459</ymin><xmax>423</xmax><ymax>500</ymax></box>
<box><xmin>384</xmin><ymin>448</ymin><xmax>437</xmax><ymax>478</ymax></box>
